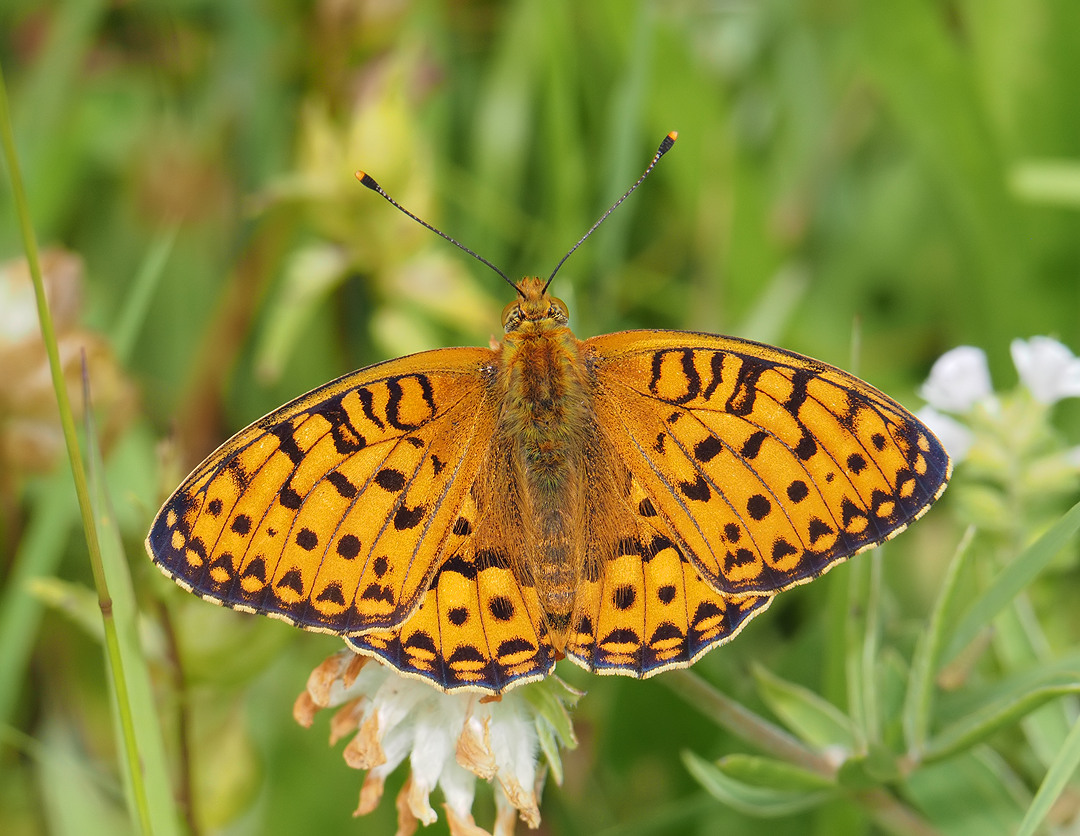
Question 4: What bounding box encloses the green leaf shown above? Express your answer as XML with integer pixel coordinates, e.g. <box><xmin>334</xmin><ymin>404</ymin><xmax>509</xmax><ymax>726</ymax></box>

<box><xmin>943</xmin><ymin>499</ymin><xmax>1080</xmax><ymax>664</ymax></box>
<box><xmin>924</xmin><ymin>679</ymin><xmax>1080</xmax><ymax>763</ymax></box>
<box><xmin>904</xmin><ymin>749</ymin><xmax>1027</xmax><ymax>836</ymax></box>
<box><xmin>524</xmin><ymin>675</ymin><xmax>581</xmax><ymax>787</ymax></box>
<box><xmin>110</xmin><ymin>226</ymin><xmax>177</xmax><ymax>365</ymax></box>
<box><xmin>663</xmin><ymin>670</ymin><xmax>832</xmax><ymax>777</ymax></box>
<box><xmin>682</xmin><ymin>751</ymin><xmax>837</xmax><ymax>818</ymax></box>
<box><xmin>522</xmin><ymin>675</ymin><xmax>581</xmax><ymax>749</ymax></box>
<box><xmin>716</xmin><ymin>753</ymin><xmax>837</xmax><ymax>792</ymax></box>
<box><xmin>753</xmin><ymin>663</ymin><xmax>856</xmax><ymax>749</ymax></box>
<box><xmin>836</xmin><ymin>745</ymin><xmax>901</xmax><ymax>791</ymax></box>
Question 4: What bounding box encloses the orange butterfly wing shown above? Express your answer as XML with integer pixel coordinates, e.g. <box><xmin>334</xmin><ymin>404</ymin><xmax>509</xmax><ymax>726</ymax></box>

<box><xmin>562</xmin><ymin>489</ymin><xmax>773</xmax><ymax>678</ymax></box>
<box><xmin>147</xmin><ymin>347</ymin><xmax>560</xmax><ymax>692</ymax></box>
<box><xmin>586</xmin><ymin>331</ymin><xmax>950</xmax><ymax>600</ymax></box>
<box><xmin>147</xmin><ymin>348</ymin><xmax>483</xmax><ymax>630</ymax></box>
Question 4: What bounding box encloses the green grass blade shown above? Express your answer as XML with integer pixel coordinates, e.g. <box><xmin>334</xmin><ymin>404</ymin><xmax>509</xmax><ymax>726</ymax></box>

<box><xmin>0</xmin><ymin>56</ymin><xmax>175</xmax><ymax>835</ymax></box>
<box><xmin>903</xmin><ymin>526</ymin><xmax>976</xmax><ymax>758</ymax></box>
<box><xmin>923</xmin><ymin>681</ymin><xmax>1080</xmax><ymax>763</ymax></box>
<box><xmin>856</xmin><ymin>0</ymin><xmax>1021</xmax><ymax>361</ymax></box>
<box><xmin>84</xmin><ymin>379</ymin><xmax>180</xmax><ymax>836</ymax></box>
<box><xmin>0</xmin><ymin>474</ymin><xmax>76</xmax><ymax>727</ymax></box>
<box><xmin>36</xmin><ymin>717</ymin><xmax>133</xmax><ymax>836</ymax></box>
<box><xmin>943</xmin><ymin>500</ymin><xmax>1080</xmax><ymax>664</ymax></box>
<box><xmin>112</xmin><ymin>227</ymin><xmax>178</xmax><ymax>366</ymax></box>
<box><xmin>845</xmin><ymin>549</ymin><xmax>883</xmax><ymax>749</ymax></box>
<box><xmin>1015</xmin><ymin>716</ymin><xmax>1080</xmax><ymax>836</ymax></box>
<box><xmin>1010</xmin><ymin>160</ymin><xmax>1080</xmax><ymax>207</ymax></box>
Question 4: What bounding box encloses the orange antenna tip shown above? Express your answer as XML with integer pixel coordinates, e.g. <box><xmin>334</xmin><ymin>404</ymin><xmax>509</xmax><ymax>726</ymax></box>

<box><xmin>355</xmin><ymin>171</ymin><xmax>378</xmax><ymax>189</ymax></box>
<box><xmin>544</xmin><ymin>131</ymin><xmax>677</xmax><ymax>289</ymax></box>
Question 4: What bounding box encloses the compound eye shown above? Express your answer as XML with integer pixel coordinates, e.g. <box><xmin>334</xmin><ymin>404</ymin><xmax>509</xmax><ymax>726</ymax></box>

<box><xmin>549</xmin><ymin>296</ymin><xmax>569</xmax><ymax>321</ymax></box>
<box><xmin>502</xmin><ymin>299</ymin><xmax>522</xmax><ymax>332</ymax></box>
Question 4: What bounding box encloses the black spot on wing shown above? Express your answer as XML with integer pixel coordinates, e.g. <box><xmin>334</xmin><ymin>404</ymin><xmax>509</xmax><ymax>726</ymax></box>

<box><xmin>393</xmin><ymin>504</ymin><xmax>425</xmax><ymax>530</ymax></box>
<box><xmin>795</xmin><ymin>435</ymin><xmax>817</xmax><ymax>461</ymax></box>
<box><xmin>295</xmin><ymin>528</ymin><xmax>318</xmax><ymax>550</ymax></box>
<box><xmin>786</xmin><ymin>480</ymin><xmax>809</xmax><ymax>503</ymax></box>
<box><xmin>361</xmin><ymin>583</ymin><xmax>395</xmax><ymax>604</ymax></box>
<box><xmin>313</xmin><ymin>395</ymin><xmax>366</xmax><ymax>454</ymax></box>
<box><xmin>453</xmin><ymin>517</ymin><xmax>472</xmax><ymax>536</ymax></box>
<box><xmin>741</xmin><ymin>430</ymin><xmax>767</xmax><ymax>460</ymax></box>
<box><xmin>316</xmin><ymin>584</ymin><xmax>345</xmax><ymax>606</ymax></box>
<box><xmin>488</xmin><ymin>595</ymin><xmax>515</xmax><ymax>621</ymax></box>
<box><xmin>694</xmin><ymin>435</ymin><xmax>723</xmax><ymax>463</ymax></box>
<box><xmin>681</xmin><ymin>475</ymin><xmax>711</xmax><ymax>502</ymax></box>
<box><xmin>746</xmin><ymin>494</ymin><xmax>771</xmax><ymax>521</ymax></box>
<box><xmin>448</xmin><ymin>606</ymin><xmax>468</xmax><ymax>626</ymax></box>
<box><xmin>726</xmin><ymin>356</ymin><xmax>768</xmax><ymax>416</ymax></box>
<box><xmin>808</xmin><ymin>518</ymin><xmax>834</xmax><ymax>545</ymax></box>
<box><xmin>375</xmin><ymin>469</ymin><xmax>406</xmax><ymax>492</ymax></box>
<box><xmin>613</xmin><ymin>585</ymin><xmax>636</xmax><ymax>610</ymax></box>
<box><xmin>276</xmin><ymin>569</ymin><xmax>303</xmax><ymax>594</ymax></box>
<box><xmin>436</xmin><ymin>555</ymin><xmax>478</xmax><ymax>581</ymax></box>
<box><xmin>242</xmin><ymin>557</ymin><xmax>266</xmax><ymax>582</ymax></box>
<box><xmin>279</xmin><ymin>486</ymin><xmax>302</xmax><ymax>510</ymax></box>
<box><xmin>326</xmin><ymin>471</ymin><xmax>357</xmax><ymax>498</ymax></box>
<box><xmin>271</xmin><ymin>424</ymin><xmax>304</xmax><ymax>465</ymax></box>
<box><xmin>336</xmin><ymin>534</ymin><xmax>361</xmax><ymax>559</ymax></box>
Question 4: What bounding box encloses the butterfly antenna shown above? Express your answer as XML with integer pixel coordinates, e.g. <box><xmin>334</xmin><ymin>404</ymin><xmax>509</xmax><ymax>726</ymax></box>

<box><xmin>544</xmin><ymin>131</ymin><xmax>677</xmax><ymax>292</ymax></box>
<box><xmin>354</xmin><ymin>171</ymin><xmax>520</xmax><ymax>296</ymax></box>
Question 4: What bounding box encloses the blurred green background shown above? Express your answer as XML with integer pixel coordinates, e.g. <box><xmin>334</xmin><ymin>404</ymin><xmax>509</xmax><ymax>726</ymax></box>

<box><xmin>2</xmin><ymin>1</ymin><xmax>1079</xmax><ymax>834</ymax></box>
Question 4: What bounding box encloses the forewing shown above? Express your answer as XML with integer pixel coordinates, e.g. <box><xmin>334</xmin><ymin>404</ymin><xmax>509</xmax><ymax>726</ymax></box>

<box><xmin>146</xmin><ymin>347</ymin><xmax>500</xmax><ymax>635</ymax></box>
<box><xmin>586</xmin><ymin>331</ymin><xmax>951</xmax><ymax>597</ymax></box>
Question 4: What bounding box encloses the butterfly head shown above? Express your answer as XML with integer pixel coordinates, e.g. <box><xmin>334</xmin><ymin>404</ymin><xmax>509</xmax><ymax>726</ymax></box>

<box><xmin>502</xmin><ymin>276</ymin><xmax>569</xmax><ymax>334</ymax></box>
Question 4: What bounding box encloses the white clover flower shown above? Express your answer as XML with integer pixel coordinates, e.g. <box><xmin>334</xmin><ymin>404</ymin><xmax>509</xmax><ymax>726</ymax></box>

<box><xmin>294</xmin><ymin>650</ymin><xmax>578</xmax><ymax>835</ymax></box>
<box><xmin>1010</xmin><ymin>336</ymin><xmax>1080</xmax><ymax>405</ymax></box>
<box><xmin>916</xmin><ymin>406</ymin><xmax>974</xmax><ymax>462</ymax></box>
<box><xmin>918</xmin><ymin>345</ymin><xmax>994</xmax><ymax>414</ymax></box>
<box><xmin>0</xmin><ymin>250</ymin><xmax>136</xmax><ymax>475</ymax></box>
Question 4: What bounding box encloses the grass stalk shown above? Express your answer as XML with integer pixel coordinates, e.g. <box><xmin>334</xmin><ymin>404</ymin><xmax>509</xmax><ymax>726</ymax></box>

<box><xmin>0</xmin><ymin>58</ymin><xmax>153</xmax><ymax>835</ymax></box>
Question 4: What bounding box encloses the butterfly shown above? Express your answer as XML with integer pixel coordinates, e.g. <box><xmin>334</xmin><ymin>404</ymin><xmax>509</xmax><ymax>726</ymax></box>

<box><xmin>146</xmin><ymin>133</ymin><xmax>950</xmax><ymax>695</ymax></box>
